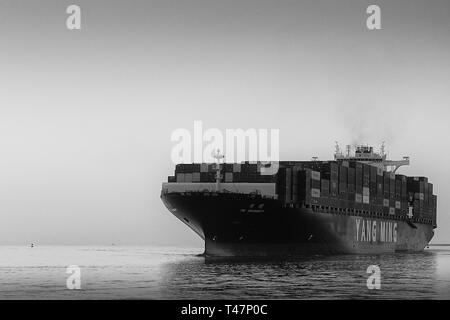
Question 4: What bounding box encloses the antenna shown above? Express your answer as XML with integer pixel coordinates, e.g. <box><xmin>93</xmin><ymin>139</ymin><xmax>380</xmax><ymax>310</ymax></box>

<box><xmin>335</xmin><ymin>141</ymin><xmax>341</xmax><ymax>155</ymax></box>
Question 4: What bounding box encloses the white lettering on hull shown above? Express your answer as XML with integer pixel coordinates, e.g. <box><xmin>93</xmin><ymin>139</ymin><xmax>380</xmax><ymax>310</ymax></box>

<box><xmin>355</xmin><ymin>218</ymin><xmax>397</xmax><ymax>243</ymax></box>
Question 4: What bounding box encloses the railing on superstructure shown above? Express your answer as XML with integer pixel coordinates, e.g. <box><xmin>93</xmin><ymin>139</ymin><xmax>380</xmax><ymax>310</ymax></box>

<box><xmin>334</xmin><ymin>143</ymin><xmax>409</xmax><ymax>172</ymax></box>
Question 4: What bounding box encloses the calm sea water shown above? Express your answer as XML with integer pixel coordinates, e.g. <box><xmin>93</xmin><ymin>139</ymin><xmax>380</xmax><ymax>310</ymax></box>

<box><xmin>0</xmin><ymin>245</ymin><xmax>449</xmax><ymax>299</ymax></box>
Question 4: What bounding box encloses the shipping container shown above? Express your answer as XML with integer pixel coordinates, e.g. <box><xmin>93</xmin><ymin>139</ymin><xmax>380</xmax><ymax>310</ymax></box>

<box><xmin>338</xmin><ymin>165</ymin><xmax>348</xmax><ymax>198</ymax></box>
<box><xmin>348</xmin><ymin>167</ymin><xmax>356</xmax><ymax>193</ymax></box>
<box><xmin>355</xmin><ymin>193</ymin><xmax>363</xmax><ymax>211</ymax></box>
<box><xmin>177</xmin><ymin>173</ymin><xmax>185</xmax><ymax>182</ymax></box>
<box><xmin>419</xmin><ymin>177</ymin><xmax>428</xmax><ymax>184</ymax></box>
<box><xmin>395</xmin><ymin>175</ymin><xmax>407</xmax><ymax>214</ymax></box>
<box><xmin>350</xmin><ymin>162</ymin><xmax>363</xmax><ymax>193</ymax></box>
<box><xmin>338</xmin><ymin>165</ymin><xmax>348</xmax><ymax>208</ymax></box>
<box><xmin>185</xmin><ymin>173</ymin><xmax>193</xmax><ymax>183</ymax></box>
<box><xmin>292</xmin><ymin>165</ymin><xmax>302</xmax><ymax>203</ymax></box>
<box><xmin>362</xmin><ymin>163</ymin><xmax>370</xmax><ymax>188</ymax></box>
<box><xmin>223</xmin><ymin>163</ymin><xmax>233</xmax><ymax>172</ymax></box>
<box><xmin>389</xmin><ymin>172</ymin><xmax>395</xmax><ymax>199</ymax></box>
<box><xmin>186</xmin><ymin>164</ymin><xmax>195</xmax><ymax>173</ymax></box>
<box><xmin>395</xmin><ymin>178</ymin><xmax>401</xmax><ymax>199</ymax></box>
<box><xmin>200</xmin><ymin>163</ymin><xmax>209</xmax><ymax>173</ymax></box>
<box><xmin>429</xmin><ymin>183</ymin><xmax>434</xmax><ymax>199</ymax></box>
<box><xmin>424</xmin><ymin>182</ymin><xmax>429</xmax><ymax>203</ymax></box>
<box><xmin>426</xmin><ymin>183</ymin><xmax>434</xmax><ymax>215</ymax></box>
<box><xmin>317</xmin><ymin>161</ymin><xmax>339</xmax><ymax>174</ymax></box>
<box><xmin>382</xmin><ymin>197</ymin><xmax>389</xmax><ymax>215</ymax></box>
<box><xmin>239</xmin><ymin>172</ymin><xmax>249</xmax><ymax>182</ymax></box>
<box><xmin>256</xmin><ymin>173</ymin><xmax>277</xmax><ymax>183</ymax></box>
<box><xmin>193</xmin><ymin>172</ymin><xmax>201</xmax><ymax>182</ymax></box>
<box><xmin>432</xmin><ymin>194</ymin><xmax>437</xmax><ymax>221</ymax></box>
<box><xmin>389</xmin><ymin>207</ymin><xmax>395</xmax><ymax>215</ymax></box>
<box><xmin>175</xmin><ymin>160</ymin><xmax>437</xmax><ymax>224</ymax></box>
<box><xmin>319</xmin><ymin>162</ymin><xmax>339</xmax><ymax>192</ymax></box>
<box><xmin>383</xmin><ymin>171</ymin><xmax>390</xmax><ymax>199</ymax></box>
<box><xmin>413</xmin><ymin>200</ymin><xmax>421</xmax><ymax>217</ymax></box>
<box><xmin>298</xmin><ymin>168</ymin><xmax>321</xmax><ymax>205</ymax></box>
<box><xmin>369</xmin><ymin>165</ymin><xmax>377</xmax><ymax>206</ymax></box>
<box><xmin>277</xmin><ymin>167</ymin><xmax>292</xmax><ymax>204</ymax></box>
<box><xmin>224</xmin><ymin>172</ymin><xmax>233</xmax><ymax>183</ymax></box>
<box><xmin>407</xmin><ymin>177</ymin><xmax>424</xmax><ymax>193</ymax></box>
<box><xmin>175</xmin><ymin>164</ymin><xmax>183</xmax><ymax>173</ymax></box>
<box><xmin>320</xmin><ymin>164</ymin><xmax>338</xmax><ymax>199</ymax></box>
<box><xmin>321</xmin><ymin>179</ymin><xmax>330</xmax><ymax>197</ymax></box>
<box><xmin>376</xmin><ymin>168</ymin><xmax>383</xmax><ymax>206</ymax></box>
<box><xmin>330</xmin><ymin>179</ymin><xmax>338</xmax><ymax>198</ymax></box>
<box><xmin>232</xmin><ymin>172</ymin><xmax>241</xmax><ymax>183</ymax></box>
<box><xmin>352</xmin><ymin>163</ymin><xmax>363</xmax><ymax>211</ymax></box>
<box><xmin>347</xmin><ymin>192</ymin><xmax>355</xmax><ymax>209</ymax></box>
<box><xmin>408</xmin><ymin>177</ymin><xmax>426</xmax><ymax>217</ymax></box>
<box><xmin>242</xmin><ymin>162</ymin><xmax>258</xmax><ymax>173</ymax></box>
<box><xmin>201</xmin><ymin>172</ymin><xmax>215</xmax><ymax>182</ymax></box>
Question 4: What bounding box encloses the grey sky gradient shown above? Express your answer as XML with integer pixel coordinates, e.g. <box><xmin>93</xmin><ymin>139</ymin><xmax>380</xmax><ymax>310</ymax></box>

<box><xmin>0</xmin><ymin>0</ymin><xmax>449</xmax><ymax>245</ymax></box>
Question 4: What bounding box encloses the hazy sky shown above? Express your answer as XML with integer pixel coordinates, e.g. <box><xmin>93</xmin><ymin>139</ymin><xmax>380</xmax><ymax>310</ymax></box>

<box><xmin>0</xmin><ymin>0</ymin><xmax>449</xmax><ymax>246</ymax></box>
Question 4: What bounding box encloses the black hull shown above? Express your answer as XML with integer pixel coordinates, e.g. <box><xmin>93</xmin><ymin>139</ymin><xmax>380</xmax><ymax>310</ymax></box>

<box><xmin>161</xmin><ymin>192</ymin><xmax>434</xmax><ymax>257</ymax></box>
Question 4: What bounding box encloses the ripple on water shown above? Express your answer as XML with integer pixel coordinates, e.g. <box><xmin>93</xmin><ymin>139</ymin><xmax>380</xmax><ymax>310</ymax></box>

<box><xmin>0</xmin><ymin>246</ymin><xmax>448</xmax><ymax>299</ymax></box>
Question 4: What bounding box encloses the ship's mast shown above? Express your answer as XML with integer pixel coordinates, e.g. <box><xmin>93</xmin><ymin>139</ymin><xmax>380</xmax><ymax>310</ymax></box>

<box><xmin>334</xmin><ymin>141</ymin><xmax>342</xmax><ymax>158</ymax></box>
<box><xmin>212</xmin><ymin>149</ymin><xmax>225</xmax><ymax>192</ymax></box>
<box><xmin>380</xmin><ymin>141</ymin><xmax>386</xmax><ymax>158</ymax></box>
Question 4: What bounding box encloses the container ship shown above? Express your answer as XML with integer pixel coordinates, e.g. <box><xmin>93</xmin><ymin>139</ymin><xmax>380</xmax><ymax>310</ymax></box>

<box><xmin>161</xmin><ymin>145</ymin><xmax>437</xmax><ymax>257</ymax></box>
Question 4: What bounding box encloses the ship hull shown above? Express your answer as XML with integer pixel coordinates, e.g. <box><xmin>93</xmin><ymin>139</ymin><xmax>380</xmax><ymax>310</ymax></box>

<box><xmin>161</xmin><ymin>192</ymin><xmax>434</xmax><ymax>258</ymax></box>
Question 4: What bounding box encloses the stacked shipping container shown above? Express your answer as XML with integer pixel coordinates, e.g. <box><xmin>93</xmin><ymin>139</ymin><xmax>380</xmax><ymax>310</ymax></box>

<box><xmin>168</xmin><ymin>161</ymin><xmax>436</xmax><ymax>224</ymax></box>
